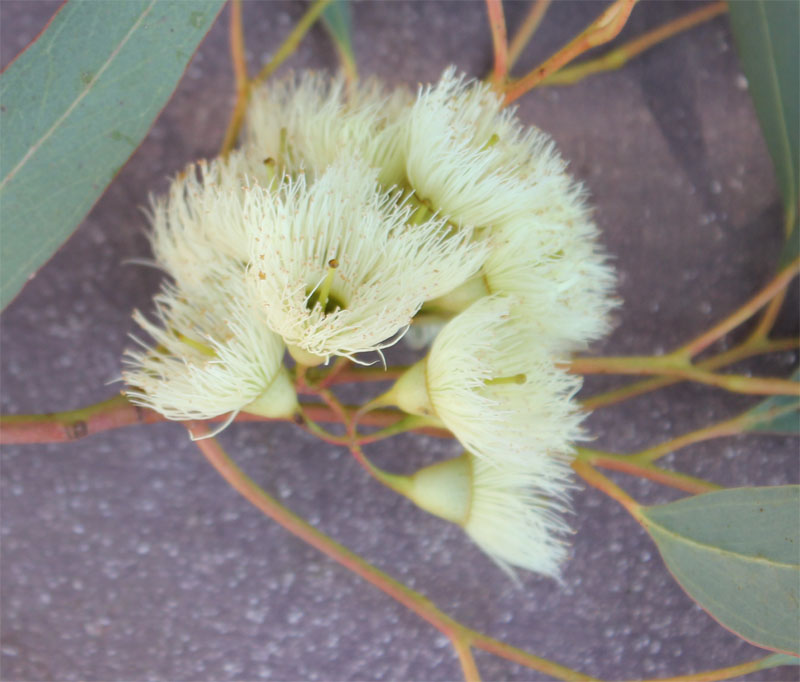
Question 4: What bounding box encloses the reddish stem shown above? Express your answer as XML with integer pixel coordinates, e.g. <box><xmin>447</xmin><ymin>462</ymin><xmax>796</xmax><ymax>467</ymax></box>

<box><xmin>485</xmin><ymin>0</ymin><xmax>509</xmax><ymax>86</ymax></box>
<box><xmin>677</xmin><ymin>257</ymin><xmax>799</xmax><ymax>358</ymax></box>
<box><xmin>504</xmin><ymin>0</ymin><xmax>638</xmax><ymax>103</ymax></box>
<box><xmin>188</xmin><ymin>423</ymin><xmax>598</xmax><ymax>682</ymax></box>
<box><xmin>0</xmin><ymin>394</ymin><xmax>444</xmax><ymax>445</ymax></box>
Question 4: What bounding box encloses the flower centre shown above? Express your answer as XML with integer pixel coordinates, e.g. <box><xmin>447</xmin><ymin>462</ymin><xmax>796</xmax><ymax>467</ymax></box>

<box><xmin>306</xmin><ymin>259</ymin><xmax>347</xmax><ymax>315</ymax></box>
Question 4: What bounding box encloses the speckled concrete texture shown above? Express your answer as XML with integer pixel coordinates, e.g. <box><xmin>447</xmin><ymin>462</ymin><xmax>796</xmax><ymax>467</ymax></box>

<box><xmin>1</xmin><ymin>2</ymin><xmax>798</xmax><ymax>681</ymax></box>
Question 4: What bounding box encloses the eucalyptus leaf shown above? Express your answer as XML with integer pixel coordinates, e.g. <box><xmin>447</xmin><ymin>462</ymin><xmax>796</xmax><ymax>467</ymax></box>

<box><xmin>322</xmin><ymin>0</ymin><xmax>356</xmax><ymax>70</ymax></box>
<box><xmin>744</xmin><ymin>370</ymin><xmax>799</xmax><ymax>434</ymax></box>
<box><xmin>728</xmin><ymin>0</ymin><xmax>799</xmax><ymax>257</ymax></box>
<box><xmin>0</xmin><ymin>0</ymin><xmax>225</xmax><ymax>311</ymax></box>
<box><xmin>641</xmin><ymin>486</ymin><xmax>800</xmax><ymax>655</ymax></box>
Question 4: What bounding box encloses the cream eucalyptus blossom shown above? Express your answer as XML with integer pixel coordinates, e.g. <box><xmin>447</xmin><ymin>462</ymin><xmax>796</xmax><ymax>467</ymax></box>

<box><xmin>146</xmin><ymin>149</ymin><xmax>273</xmax><ymax>295</ymax></box>
<box><xmin>403</xmin><ymin>67</ymin><xmax>537</xmax><ymax>229</ymax></box>
<box><xmin>245</xmin><ymin>71</ymin><xmax>411</xmax><ymax>186</ymax></box>
<box><xmin>379</xmin><ymin>295</ymin><xmax>584</xmax><ymax>470</ymax></box>
<box><xmin>123</xmin><ymin>273</ymin><xmax>296</xmax><ymax>426</ymax></box>
<box><xmin>404</xmin><ymin>68</ymin><xmax>616</xmax><ymax>351</ymax></box>
<box><xmin>426</xmin><ymin>213</ymin><xmax>617</xmax><ymax>352</ymax></box>
<box><xmin>405</xmin><ymin>451</ymin><xmax>572</xmax><ymax>579</ymax></box>
<box><xmin>246</xmin><ymin>157</ymin><xmax>488</xmax><ymax>366</ymax></box>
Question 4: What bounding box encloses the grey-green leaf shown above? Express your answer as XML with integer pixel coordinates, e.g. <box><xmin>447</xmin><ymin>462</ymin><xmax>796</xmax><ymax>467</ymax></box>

<box><xmin>728</xmin><ymin>0</ymin><xmax>799</xmax><ymax>254</ymax></box>
<box><xmin>322</xmin><ymin>1</ymin><xmax>355</xmax><ymax>69</ymax></box>
<box><xmin>0</xmin><ymin>0</ymin><xmax>225</xmax><ymax>311</ymax></box>
<box><xmin>744</xmin><ymin>370</ymin><xmax>799</xmax><ymax>434</ymax></box>
<box><xmin>641</xmin><ymin>486</ymin><xmax>800</xmax><ymax>655</ymax></box>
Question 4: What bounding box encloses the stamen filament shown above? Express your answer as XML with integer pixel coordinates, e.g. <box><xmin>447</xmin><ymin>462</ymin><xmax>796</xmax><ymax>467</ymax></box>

<box><xmin>175</xmin><ymin>332</ymin><xmax>216</xmax><ymax>357</ymax></box>
<box><xmin>484</xmin><ymin>373</ymin><xmax>526</xmax><ymax>386</ymax></box>
<box><xmin>317</xmin><ymin>259</ymin><xmax>339</xmax><ymax>312</ymax></box>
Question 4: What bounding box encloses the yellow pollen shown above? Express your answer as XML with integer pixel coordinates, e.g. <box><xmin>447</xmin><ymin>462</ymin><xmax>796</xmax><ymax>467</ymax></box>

<box><xmin>481</xmin><ymin>133</ymin><xmax>500</xmax><ymax>150</ymax></box>
<box><xmin>263</xmin><ymin>157</ymin><xmax>276</xmax><ymax>184</ymax></box>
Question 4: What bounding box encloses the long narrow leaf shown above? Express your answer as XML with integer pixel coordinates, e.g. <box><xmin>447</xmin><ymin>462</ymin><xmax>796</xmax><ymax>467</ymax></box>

<box><xmin>728</xmin><ymin>0</ymin><xmax>799</xmax><ymax>259</ymax></box>
<box><xmin>321</xmin><ymin>0</ymin><xmax>356</xmax><ymax>77</ymax></box>
<box><xmin>0</xmin><ymin>0</ymin><xmax>225</xmax><ymax>310</ymax></box>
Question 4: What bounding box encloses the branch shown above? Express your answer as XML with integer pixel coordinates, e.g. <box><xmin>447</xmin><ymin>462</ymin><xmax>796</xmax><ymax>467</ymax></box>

<box><xmin>452</xmin><ymin>638</ymin><xmax>481</xmax><ymax>682</ymax></box>
<box><xmin>188</xmin><ymin>422</ymin><xmax>596</xmax><ymax>681</ymax></box>
<box><xmin>570</xmin><ymin>354</ymin><xmax>800</xmax><ymax>397</ymax></box>
<box><xmin>542</xmin><ymin>1</ymin><xmax>727</xmax><ymax>86</ymax></box>
<box><xmin>570</xmin><ymin>260</ymin><xmax>799</xmax><ymax>397</ymax></box>
<box><xmin>0</xmin><ymin>394</ymin><xmax>158</xmax><ymax>444</ymax></box>
<box><xmin>578</xmin><ymin>245</ymin><xmax>798</xmax><ymax>409</ymax></box>
<box><xmin>504</xmin><ymin>0</ymin><xmax>638</xmax><ymax>104</ymax></box>
<box><xmin>748</xmin><ymin>287</ymin><xmax>788</xmax><ymax>342</ymax></box>
<box><xmin>485</xmin><ymin>0</ymin><xmax>509</xmax><ymax>86</ymax></box>
<box><xmin>582</xmin><ymin>337</ymin><xmax>799</xmax><ymax>410</ymax></box>
<box><xmin>469</xmin><ymin>635</ymin><xmax>599</xmax><ymax>681</ymax></box>
<box><xmin>575</xmin><ymin>448</ymin><xmax>720</xmax><ymax>495</ymax></box>
<box><xmin>572</xmin><ymin>459</ymin><xmax>643</xmax><ymax>518</ymax></box>
<box><xmin>0</xmin><ymin>395</ymin><xmax>445</xmax><ymax>445</ymax></box>
<box><xmin>307</xmin><ymin>362</ymin><xmax>406</xmax><ymax>387</ymax></box>
<box><xmin>676</xmin><ymin>257</ymin><xmax>799</xmax><ymax>358</ymax></box>
<box><xmin>507</xmin><ymin>0</ymin><xmax>551</xmax><ymax>70</ymax></box>
<box><xmin>219</xmin><ymin>0</ymin><xmax>249</xmax><ymax>155</ymax></box>
<box><xmin>253</xmin><ymin>0</ymin><xmax>333</xmax><ymax>86</ymax></box>
<box><xmin>220</xmin><ymin>0</ymin><xmax>332</xmax><ymax>154</ymax></box>
<box><xmin>631</xmin><ymin>654</ymin><xmax>795</xmax><ymax>682</ymax></box>
<box><xmin>628</xmin><ymin>402</ymin><xmax>800</xmax><ymax>464</ymax></box>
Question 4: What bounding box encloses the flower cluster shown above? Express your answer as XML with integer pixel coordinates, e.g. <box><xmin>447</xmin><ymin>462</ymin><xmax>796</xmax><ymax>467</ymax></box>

<box><xmin>123</xmin><ymin>69</ymin><xmax>616</xmax><ymax>579</ymax></box>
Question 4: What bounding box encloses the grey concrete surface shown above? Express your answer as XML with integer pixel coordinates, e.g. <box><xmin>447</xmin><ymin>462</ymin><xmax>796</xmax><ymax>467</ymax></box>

<box><xmin>1</xmin><ymin>1</ymin><xmax>798</xmax><ymax>681</ymax></box>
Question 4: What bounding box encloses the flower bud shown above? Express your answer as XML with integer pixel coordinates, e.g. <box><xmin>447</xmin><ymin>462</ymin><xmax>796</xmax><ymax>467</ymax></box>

<box><xmin>406</xmin><ymin>452</ymin><xmax>571</xmax><ymax>580</ymax></box>
<box><xmin>408</xmin><ymin>453</ymin><xmax>471</xmax><ymax>524</ymax></box>
<box><xmin>242</xmin><ymin>367</ymin><xmax>298</xmax><ymax>419</ymax></box>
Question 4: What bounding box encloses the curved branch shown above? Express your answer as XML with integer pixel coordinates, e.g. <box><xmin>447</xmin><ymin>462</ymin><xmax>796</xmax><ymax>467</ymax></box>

<box><xmin>582</xmin><ymin>337</ymin><xmax>799</xmax><ymax>410</ymax></box>
<box><xmin>188</xmin><ymin>422</ymin><xmax>596</xmax><ymax>681</ymax></box>
<box><xmin>0</xmin><ymin>395</ymin><xmax>437</xmax><ymax>445</ymax></box>
<box><xmin>507</xmin><ymin>0</ymin><xmax>551</xmax><ymax>70</ymax></box>
<box><xmin>542</xmin><ymin>2</ymin><xmax>727</xmax><ymax>86</ymax></box>
<box><xmin>571</xmin><ymin>354</ymin><xmax>800</xmax><ymax>397</ymax></box>
<box><xmin>504</xmin><ymin>0</ymin><xmax>638</xmax><ymax>103</ymax></box>
<box><xmin>576</xmin><ymin>448</ymin><xmax>721</xmax><ymax>495</ymax></box>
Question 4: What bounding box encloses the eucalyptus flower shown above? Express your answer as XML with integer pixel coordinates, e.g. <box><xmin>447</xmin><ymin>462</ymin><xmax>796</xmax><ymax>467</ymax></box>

<box><xmin>405</xmin><ymin>451</ymin><xmax>572</xmax><ymax>579</ymax></box>
<box><xmin>404</xmin><ymin>68</ymin><xmax>616</xmax><ymax>351</ymax></box>
<box><xmin>427</xmin><ymin>214</ymin><xmax>617</xmax><ymax>352</ymax></box>
<box><xmin>245</xmin><ymin>71</ymin><xmax>411</xmax><ymax>186</ymax></box>
<box><xmin>246</xmin><ymin>157</ymin><xmax>488</xmax><ymax>365</ymax></box>
<box><xmin>147</xmin><ymin>150</ymin><xmax>272</xmax><ymax>295</ymax></box>
<box><xmin>381</xmin><ymin>295</ymin><xmax>584</xmax><ymax>469</ymax></box>
<box><xmin>404</xmin><ymin>67</ymin><xmax>535</xmax><ymax>229</ymax></box>
<box><xmin>123</xmin><ymin>274</ymin><xmax>296</xmax><ymax>426</ymax></box>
